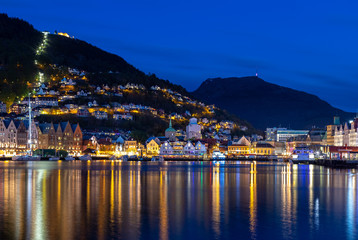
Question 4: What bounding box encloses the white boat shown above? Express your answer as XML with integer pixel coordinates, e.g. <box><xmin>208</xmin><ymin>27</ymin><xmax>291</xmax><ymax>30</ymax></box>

<box><xmin>212</xmin><ymin>150</ymin><xmax>226</xmax><ymax>160</ymax></box>
<box><xmin>291</xmin><ymin>147</ymin><xmax>314</xmax><ymax>162</ymax></box>
<box><xmin>79</xmin><ymin>155</ymin><xmax>92</xmax><ymax>161</ymax></box>
<box><xmin>49</xmin><ymin>157</ymin><xmax>60</xmax><ymax>161</ymax></box>
<box><xmin>151</xmin><ymin>156</ymin><xmax>164</xmax><ymax>162</ymax></box>
<box><xmin>12</xmin><ymin>155</ymin><xmax>41</xmax><ymax>161</ymax></box>
<box><xmin>65</xmin><ymin>156</ymin><xmax>75</xmax><ymax>161</ymax></box>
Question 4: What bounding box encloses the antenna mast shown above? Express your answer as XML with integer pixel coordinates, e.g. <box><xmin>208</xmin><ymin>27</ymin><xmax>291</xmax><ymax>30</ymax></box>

<box><xmin>28</xmin><ymin>93</ymin><xmax>32</xmax><ymax>156</ymax></box>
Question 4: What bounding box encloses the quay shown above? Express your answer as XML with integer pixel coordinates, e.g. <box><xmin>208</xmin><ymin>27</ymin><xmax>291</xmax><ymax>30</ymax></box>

<box><xmin>0</xmin><ymin>156</ymin><xmax>357</xmax><ymax>169</ymax></box>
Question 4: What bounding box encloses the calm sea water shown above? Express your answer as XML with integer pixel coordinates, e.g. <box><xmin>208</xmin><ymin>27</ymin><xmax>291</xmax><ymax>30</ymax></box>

<box><xmin>0</xmin><ymin>161</ymin><xmax>357</xmax><ymax>240</ymax></box>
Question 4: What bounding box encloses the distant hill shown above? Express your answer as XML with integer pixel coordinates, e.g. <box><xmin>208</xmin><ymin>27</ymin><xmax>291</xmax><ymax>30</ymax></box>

<box><xmin>192</xmin><ymin>76</ymin><xmax>354</xmax><ymax>129</ymax></box>
<box><xmin>0</xmin><ymin>14</ymin><xmax>257</xmax><ymax>140</ymax></box>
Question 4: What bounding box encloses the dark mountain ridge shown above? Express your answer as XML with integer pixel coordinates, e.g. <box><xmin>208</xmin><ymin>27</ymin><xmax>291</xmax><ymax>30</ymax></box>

<box><xmin>0</xmin><ymin>13</ymin><xmax>188</xmax><ymax>105</ymax></box>
<box><xmin>192</xmin><ymin>76</ymin><xmax>354</xmax><ymax>129</ymax></box>
<box><xmin>0</xmin><ymin>13</ymin><xmax>258</xmax><ymax>141</ymax></box>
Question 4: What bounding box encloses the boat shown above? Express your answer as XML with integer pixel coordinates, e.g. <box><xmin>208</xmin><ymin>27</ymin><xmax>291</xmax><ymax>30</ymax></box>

<box><xmin>65</xmin><ymin>156</ymin><xmax>75</xmax><ymax>161</ymax></box>
<box><xmin>79</xmin><ymin>155</ymin><xmax>92</xmax><ymax>161</ymax></box>
<box><xmin>212</xmin><ymin>150</ymin><xmax>226</xmax><ymax>160</ymax></box>
<box><xmin>151</xmin><ymin>156</ymin><xmax>164</xmax><ymax>162</ymax></box>
<box><xmin>129</xmin><ymin>155</ymin><xmax>138</xmax><ymax>161</ymax></box>
<box><xmin>119</xmin><ymin>155</ymin><xmax>129</xmax><ymax>161</ymax></box>
<box><xmin>49</xmin><ymin>156</ymin><xmax>60</xmax><ymax>161</ymax></box>
<box><xmin>12</xmin><ymin>155</ymin><xmax>41</xmax><ymax>161</ymax></box>
<box><xmin>11</xmin><ymin>94</ymin><xmax>40</xmax><ymax>162</ymax></box>
<box><xmin>109</xmin><ymin>155</ymin><xmax>117</xmax><ymax>160</ymax></box>
<box><xmin>291</xmin><ymin>147</ymin><xmax>314</xmax><ymax>163</ymax></box>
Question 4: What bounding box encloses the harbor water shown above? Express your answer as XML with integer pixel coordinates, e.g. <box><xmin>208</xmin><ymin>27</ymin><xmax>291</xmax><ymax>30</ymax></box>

<box><xmin>0</xmin><ymin>161</ymin><xmax>357</xmax><ymax>240</ymax></box>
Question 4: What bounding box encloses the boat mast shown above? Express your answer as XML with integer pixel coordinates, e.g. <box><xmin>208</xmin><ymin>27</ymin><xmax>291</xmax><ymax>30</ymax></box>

<box><xmin>28</xmin><ymin>93</ymin><xmax>32</xmax><ymax>156</ymax></box>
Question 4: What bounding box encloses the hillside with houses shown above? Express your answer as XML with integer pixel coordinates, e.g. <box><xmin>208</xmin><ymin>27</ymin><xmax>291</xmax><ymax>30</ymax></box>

<box><xmin>0</xmin><ymin>14</ymin><xmax>261</xmax><ymax>158</ymax></box>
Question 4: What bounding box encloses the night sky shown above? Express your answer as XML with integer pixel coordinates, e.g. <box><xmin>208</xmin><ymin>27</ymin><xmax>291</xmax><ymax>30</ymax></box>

<box><xmin>3</xmin><ymin>0</ymin><xmax>358</xmax><ymax>112</ymax></box>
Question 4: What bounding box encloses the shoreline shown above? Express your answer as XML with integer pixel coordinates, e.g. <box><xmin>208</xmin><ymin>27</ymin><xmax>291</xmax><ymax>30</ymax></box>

<box><xmin>0</xmin><ymin>157</ymin><xmax>357</xmax><ymax>168</ymax></box>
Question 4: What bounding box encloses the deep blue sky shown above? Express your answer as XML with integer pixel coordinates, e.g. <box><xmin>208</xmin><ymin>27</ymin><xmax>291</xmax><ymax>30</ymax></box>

<box><xmin>3</xmin><ymin>0</ymin><xmax>358</xmax><ymax>111</ymax></box>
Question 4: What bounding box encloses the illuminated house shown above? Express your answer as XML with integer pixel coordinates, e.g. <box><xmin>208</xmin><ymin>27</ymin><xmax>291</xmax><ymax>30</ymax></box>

<box><xmin>195</xmin><ymin>141</ymin><xmax>207</xmax><ymax>156</ymax></box>
<box><xmin>183</xmin><ymin>141</ymin><xmax>195</xmax><ymax>156</ymax></box>
<box><xmin>159</xmin><ymin>141</ymin><xmax>173</xmax><ymax>156</ymax></box>
<box><xmin>172</xmin><ymin>141</ymin><xmax>184</xmax><ymax>155</ymax></box>
<box><xmin>146</xmin><ymin>137</ymin><xmax>161</xmax><ymax>156</ymax></box>
<box><xmin>124</xmin><ymin>139</ymin><xmax>137</xmax><ymax>155</ymax></box>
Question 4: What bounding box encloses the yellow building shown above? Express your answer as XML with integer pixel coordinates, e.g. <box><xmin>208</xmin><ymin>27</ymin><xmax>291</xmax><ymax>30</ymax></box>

<box><xmin>146</xmin><ymin>138</ymin><xmax>160</xmax><ymax>157</ymax></box>
<box><xmin>124</xmin><ymin>140</ymin><xmax>137</xmax><ymax>155</ymax></box>
<box><xmin>251</xmin><ymin>142</ymin><xmax>274</xmax><ymax>155</ymax></box>
<box><xmin>228</xmin><ymin>136</ymin><xmax>251</xmax><ymax>156</ymax></box>
<box><xmin>228</xmin><ymin>144</ymin><xmax>250</xmax><ymax>156</ymax></box>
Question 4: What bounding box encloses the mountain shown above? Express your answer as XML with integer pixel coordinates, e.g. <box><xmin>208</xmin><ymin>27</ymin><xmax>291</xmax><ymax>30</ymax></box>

<box><xmin>0</xmin><ymin>14</ymin><xmax>257</xmax><ymax>141</ymax></box>
<box><xmin>0</xmin><ymin>13</ymin><xmax>187</xmax><ymax>104</ymax></box>
<box><xmin>192</xmin><ymin>76</ymin><xmax>354</xmax><ymax>129</ymax></box>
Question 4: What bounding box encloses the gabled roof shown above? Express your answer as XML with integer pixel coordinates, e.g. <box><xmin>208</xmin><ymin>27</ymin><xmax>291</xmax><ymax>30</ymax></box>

<box><xmin>53</xmin><ymin>123</ymin><xmax>60</xmax><ymax>131</ymax></box>
<box><xmin>38</xmin><ymin>123</ymin><xmax>51</xmax><ymax>133</ymax></box>
<box><xmin>256</xmin><ymin>143</ymin><xmax>274</xmax><ymax>148</ymax></box>
<box><xmin>146</xmin><ymin>137</ymin><xmax>160</xmax><ymax>145</ymax></box>
<box><xmin>71</xmin><ymin>124</ymin><xmax>78</xmax><ymax>132</ymax></box>
<box><xmin>60</xmin><ymin>122</ymin><xmax>68</xmax><ymax>131</ymax></box>
<box><xmin>237</xmin><ymin>136</ymin><xmax>251</xmax><ymax>146</ymax></box>
<box><xmin>3</xmin><ymin>119</ymin><xmax>11</xmax><ymax>128</ymax></box>
<box><xmin>13</xmin><ymin>120</ymin><xmax>21</xmax><ymax>129</ymax></box>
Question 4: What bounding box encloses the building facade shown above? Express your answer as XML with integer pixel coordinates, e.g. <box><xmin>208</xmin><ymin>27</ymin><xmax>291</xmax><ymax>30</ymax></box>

<box><xmin>186</xmin><ymin>118</ymin><xmax>202</xmax><ymax>140</ymax></box>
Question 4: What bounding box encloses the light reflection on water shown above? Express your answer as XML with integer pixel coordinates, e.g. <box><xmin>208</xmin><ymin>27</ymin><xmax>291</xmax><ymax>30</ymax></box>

<box><xmin>0</xmin><ymin>161</ymin><xmax>357</xmax><ymax>240</ymax></box>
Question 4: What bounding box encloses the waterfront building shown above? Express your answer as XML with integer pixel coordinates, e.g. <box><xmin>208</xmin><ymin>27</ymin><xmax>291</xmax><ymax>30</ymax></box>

<box><xmin>124</xmin><ymin>139</ymin><xmax>137</xmax><ymax>155</ymax></box>
<box><xmin>38</xmin><ymin>122</ymin><xmax>83</xmax><ymax>154</ymax></box>
<box><xmin>228</xmin><ymin>144</ymin><xmax>250</xmax><ymax>157</ymax></box>
<box><xmin>160</xmin><ymin>141</ymin><xmax>173</xmax><ymax>156</ymax></box>
<box><xmin>266</xmin><ymin>127</ymin><xmax>309</xmax><ymax>142</ymax></box>
<box><xmin>286</xmin><ymin>129</ymin><xmax>326</xmax><ymax>155</ymax></box>
<box><xmin>326</xmin><ymin>116</ymin><xmax>340</xmax><ymax>146</ymax></box>
<box><xmin>228</xmin><ymin>136</ymin><xmax>251</xmax><ymax>156</ymax></box>
<box><xmin>146</xmin><ymin>137</ymin><xmax>161</xmax><ymax>156</ymax></box>
<box><xmin>16</xmin><ymin>121</ymin><xmax>28</xmax><ymax>152</ymax></box>
<box><xmin>37</xmin><ymin>123</ymin><xmax>51</xmax><ymax>149</ymax></box>
<box><xmin>0</xmin><ymin>118</ymin><xmax>38</xmax><ymax>155</ymax></box>
<box><xmin>172</xmin><ymin>141</ymin><xmax>184</xmax><ymax>155</ymax></box>
<box><xmin>195</xmin><ymin>141</ymin><xmax>207</xmax><ymax>156</ymax></box>
<box><xmin>83</xmin><ymin>135</ymin><xmax>99</xmax><ymax>152</ymax></box>
<box><xmin>251</xmin><ymin>142</ymin><xmax>275</xmax><ymax>155</ymax></box>
<box><xmin>333</xmin><ymin>118</ymin><xmax>358</xmax><ymax>147</ymax></box>
<box><xmin>186</xmin><ymin>118</ymin><xmax>202</xmax><ymax>140</ymax></box>
<box><xmin>97</xmin><ymin>137</ymin><xmax>116</xmax><ymax>155</ymax></box>
<box><xmin>183</xmin><ymin>141</ymin><xmax>195</xmax><ymax>156</ymax></box>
